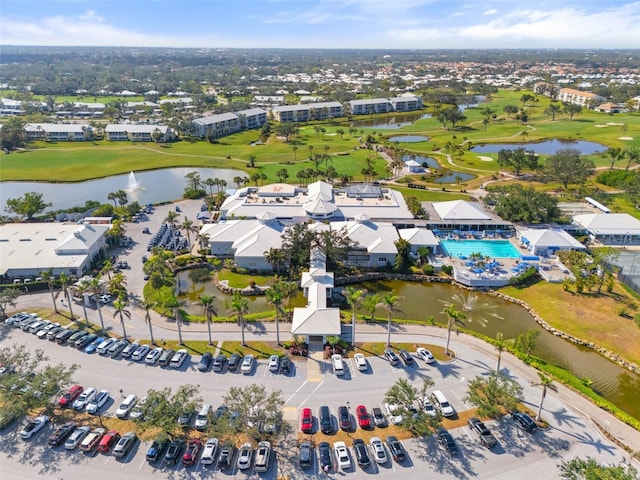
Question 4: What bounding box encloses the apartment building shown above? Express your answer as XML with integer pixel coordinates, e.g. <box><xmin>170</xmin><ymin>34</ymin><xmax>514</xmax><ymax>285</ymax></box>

<box><xmin>104</xmin><ymin>124</ymin><xmax>175</xmax><ymax>142</ymax></box>
<box><xmin>24</xmin><ymin>123</ymin><xmax>94</xmax><ymax>142</ymax></box>
<box><xmin>557</xmin><ymin>88</ymin><xmax>604</xmax><ymax>108</ymax></box>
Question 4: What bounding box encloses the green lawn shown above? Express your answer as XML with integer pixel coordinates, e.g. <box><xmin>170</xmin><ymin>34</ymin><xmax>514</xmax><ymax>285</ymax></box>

<box><xmin>217</xmin><ymin>269</ymin><xmax>275</xmax><ymax>288</ymax></box>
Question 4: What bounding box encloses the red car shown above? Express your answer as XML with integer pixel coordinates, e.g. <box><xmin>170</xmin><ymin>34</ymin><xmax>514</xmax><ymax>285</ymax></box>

<box><xmin>300</xmin><ymin>407</ymin><xmax>313</xmax><ymax>433</ymax></box>
<box><xmin>356</xmin><ymin>405</ymin><xmax>371</xmax><ymax>429</ymax></box>
<box><xmin>182</xmin><ymin>439</ymin><xmax>202</xmax><ymax>466</ymax></box>
<box><xmin>58</xmin><ymin>385</ymin><xmax>83</xmax><ymax>408</ymax></box>
<box><xmin>97</xmin><ymin>430</ymin><xmax>120</xmax><ymax>453</ymax></box>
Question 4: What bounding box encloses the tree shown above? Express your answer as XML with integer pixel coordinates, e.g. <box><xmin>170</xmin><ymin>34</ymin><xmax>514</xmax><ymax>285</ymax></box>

<box><xmin>0</xmin><ymin>288</ymin><xmax>21</xmax><ymax>319</ymax></box>
<box><xmin>136</xmin><ymin>385</ymin><xmax>201</xmax><ymax>441</ymax></box>
<box><xmin>496</xmin><ymin>147</ymin><xmax>538</xmax><ymax>176</ymax></box>
<box><xmin>227</xmin><ymin>292</ymin><xmax>249</xmax><ymax>346</ymax></box>
<box><xmin>74</xmin><ymin>279</ymin><xmax>92</xmax><ymax>328</ymax></box>
<box><xmin>383</xmin><ymin>378</ymin><xmax>438</xmax><ymax>435</ymax></box>
<box><xmin>88</xmin><ymin>278</ymin><xmax>106</xmax><ymax>333</ymax></box>
<box><xmin>379</xmin><ymin>291</ymin><xmax>401</xmax><ymax>347</ymax></box>
<box><xmin>520</xmin><ymin>93</ymin><xmax>534</xmax><ymax>108</ymax></box>
<box><xmin>222</xmin><ymin>384</ymin><xmax>286</xmax><ymax>440</ymax></box>
<box><xmin>544</xmin><ymin>103</ymin><xmax>562</xmax><ymax>121</ymax></box>
<box><xmin>265</xmin><ymin>284</ymin><xmax>285</xmax><ymax>345</ymax></box>
<box><xmin>0</xmin><ymin>116</ymin><xmax>26</xmax><ymax>150</ymax></box>
<box><xmin>57</xmin><ymin>272</ymin><xmax>75</xmax><ymax>320</ymax></box>
<box><xmin>247</xmin><ymin>154</ymin><xmax>257</xmax><ymax>168</ymax></box>
<box><xmin>442</xmin><ymin>303</ymin><xmax>466</xmax><ymax>356</ymax></box>
<box><xmin>464</xmin><ymin>371</ymin><xmax>523</xmax><ymax>418</ymax></box>
<box><xmin>180</xmin><ymin>216</ymin><xmax>199</xmax><ymax>254</ymax></box>
<box><xmin>624</xmin><ymin>147</ymin><xmax>640</xmax><ymax>170</ymax></box>
<box><xmin>39</xmin><ymin>271</ymin><xmax>58</xmax><ymax>314</ymax></box>
<box><xmin>112</xmin><ymin>297</ymin><xmax>131</xmax><ymax>340</ymax></box>
<box><xmin>494</xmin><ymin>332</ymin><xmax>506</xmax><ymax>373</ymax></box>
<box><xmin>109</xmin><ymin>272</ymin><xmax>128</xmax><ymax>299</ymax></box>
<box><xmin>482</xmin><ymin>184</ymin><xmax>561</xmax><ymax>224</ymax></box>
<box><xmin>563</xmin><ymin>103</ymin><xmax>582</xmax><ymax>120</ymax></box>
<box><xmin>163</xmin><ymin>295</ymin><xmax>186</xmax><ymax>345</ymax></box>
<box><xmin>532</xmin><ymin>372</ymin><xmax>557</xmax><ymax>422</ymax></box>
<box><xmin>516</xmin><ymin>329</ymin><xmax>540</xmax><ymax>357</ymax></box>
<box><xmin>276</xmin><ymin>168</ymin><xmax>289</xmax><ymax>183</ymax></box>
<box><xmin>199</xmin><ymin>294</ymin><xmax>218</xmax><ymax>346</ymax></box>
<box><xmin>361</xmin><ymin>293</ymin><xmax>381</xmax><ymax>321</ymax></box>
<box><xmin>544</xmin><ymin>148</ymin><xmax>595</xmax><ymax>189</ymax></box>
<box><xmin>342</xmin><ymin>286</ymin><xmax>366</xmax><ymax>348</ymax></box>
<box><xmin>503</xmin><ymin>105</ymin><xmax>518</xmax><ymax>119</ymax></box>
<box><xmin>164</xmin><ymin>210</ymin><xmax>180</xmax><ymax>231</ymax></box>
<box><xmin>394</xmin><ymin>238</ymin><xmax>413</xmax><ymax>273</ymax></box>
<box><xmin>590</xmin><ymin>247</ymin><xmax>620</xmax><ymax>294</ymax></box>
<box><xmin>140</xmin><ymin>299</ymin><xmax>156</xmax><ymax>345</ymax></box>
<box><xmin>601</xmin><ymin>147</ymin><xmax>625</xmax><ymax>170</ymax></box>
<box><xmin>559</xmin><ymin>457</ymin><xmax>638</xmax><ymax>480</ymax></box>
<box><xmin>264</xmin><ymin>247</ymin><xmax>288</xmax><ymax>276</ymax></box>
<box><xmin>5</xmin><ymin>192</ymin><xmax>52</xmax><ymax>221</ymax></box>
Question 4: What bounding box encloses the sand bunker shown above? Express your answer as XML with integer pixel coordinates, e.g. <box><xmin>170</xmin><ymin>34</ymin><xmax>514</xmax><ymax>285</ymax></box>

<box><xmin>607</xmin><ymin>122</ymin><xmax>625</xmax><ymax>126</ymax></box>
<box><xmin>594</xmin><ymin>124</ymin><xmax>608</xmax><ymax>128</ymax></box>
<box><xmin>477</xmin><ymin>156</ymin><xmax>493</xmax><ymax>162</ymax></box>
<box><xmin>618</xmin><ymin>137</ymin><xmax>634</xmax><ymax>141</ymax></box>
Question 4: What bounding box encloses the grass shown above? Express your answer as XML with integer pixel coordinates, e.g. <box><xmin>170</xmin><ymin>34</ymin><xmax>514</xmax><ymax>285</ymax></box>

<box><xmin>355</xmin><ymin>342</ymin><xmax>454</xmax><ymax>362</ymax></box>
<box><xmin>218</xmin><ymin>341</ymin><xmax>286</xmax><ymax>359</ymax></box>
<box><xmin>217</xmin><ymin>269</ymin><xmax>275</xmax><ymax>289</ymax></box>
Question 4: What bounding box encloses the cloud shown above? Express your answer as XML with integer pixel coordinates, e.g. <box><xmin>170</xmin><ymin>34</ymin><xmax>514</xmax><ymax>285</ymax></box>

<box><xmin>482</xmin><ymin>8</ymin><xmax>497</xmax><ymax>15</ymax></box>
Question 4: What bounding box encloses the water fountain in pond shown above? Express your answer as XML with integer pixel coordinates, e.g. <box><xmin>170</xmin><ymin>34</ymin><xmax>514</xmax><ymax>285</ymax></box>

<box><xmin>441</xmin><ymin>292</ymin><xmax>503</xmax><ymax>328</ymax></box>
<box><xmin>128</xmin><ymin>171</ymin><xmax>141</xmax><ymax>192</ymax></box>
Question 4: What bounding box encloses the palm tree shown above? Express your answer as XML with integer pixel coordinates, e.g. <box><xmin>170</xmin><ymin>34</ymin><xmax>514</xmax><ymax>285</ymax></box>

<box><xmin>281</xmin><ymin>281</ymin><xmax>299</xmax><ymax>319</ymax></box>
<box><xmin>442</xmin><ymin>303</ymin><xmax>466</xmax><ymax>356</ymax></box>
<box><xmin>109</xmin><ymin>272</ymin><xmax>128</xmax><ymax>299</ymax></box>
<box><xmin>379</xmin><ymin>291</ymin><xmax>401</xmax><ymax>347</ymax></box>
<box><xmin>40</xmin><ymin>271</ymin><xmax>58</xmax><ymax>314</ymax></box>
<box><xmin>265</xmin><ymin>283</ymin><xmax>285</xmax><ymax>345</ymax></box>
<box><xmin>164</xmin><ymin>210</ymin><xmax>180</xmax><ymax>231</ymax></box>
<box><xmin>199</xmin><ymin>294</ymin><xmax>218</xmax><ymax>346</ymax></box>
<box><xmin>227</xmin><ymin>292</ymin><xmax>250</xmax><ymax>346</ymax></box>
<box><xmin>140</xmin><ymin>299</ymin><xmax>156</xmax><ymax>345</ymax></box>
<box><xmin>342</xmin><ymin>286</ymin><xmax>365</xmax><ymax>348</ymax></box>
<box><xmin>164</xmin><ymin>295</ymin><xmax>186</xmax><ymax>345</ymax></box>
<box><xmin>495</xmin><ymin>332</ymin><xmax>506</xmax><ymax>373</ymax></box>
<box><xmin>180</xmin><ymin>216</ymin><xmax>199</xmax><ymax>254</ymax></box>
<box><xmin>112</xmin><ymin>297</ymin><xmax>131</xmax><ymax>340</ymax></box>
<box><xmin>292</xmin><ymin>145</ymin><xmax>298</xmax><ymax>162</ymax></box>
<box><xmin>74</xmin><ymin>279</ymin><xmax>92</xmax><ymax>328</ymax></box>
<box><xmin>264</xmin><ymin>248</ymin><xmax>287</xmax><ymax>276</ymax></box>
<box><xmin>58</xmin><ymin>272</ymin><xmax>75</xmax><ymax>320</ymax></box>
<box><xmin>532</xmin><ymin>373</ymin><xmax>558</xmax><ymax>422</ymax></box>
<box><xmin>89</xmin><ymin>278</ymin><xmax>106</xmax><ymax>333</ymax></box>
<box><xmin>361</xmin><ymin>293</ymin><xmax>381</xmax><ymax>321</ymax></box>
<box><xmin>100</xmin><ymin>260</ymin><xmax>114</xmax><ymax>280</ymax></box>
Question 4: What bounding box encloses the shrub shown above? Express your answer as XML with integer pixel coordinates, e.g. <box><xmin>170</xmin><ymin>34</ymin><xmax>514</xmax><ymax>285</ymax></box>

<box><xmin>441</xmin><ymin>265</ymin><xmax>453</xmax><ymax>275</ymax></box>
<box><xmin>422</xmin><ymin>264</ymin><xmax>436</xmax><ymax>275</ymax></box>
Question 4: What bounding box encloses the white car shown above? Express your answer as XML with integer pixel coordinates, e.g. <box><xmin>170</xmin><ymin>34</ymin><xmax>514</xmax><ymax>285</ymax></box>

<box><xmin>99</xmin><ymin>294</ymin><xmax>112</xmax><ymax>304</ymax></box>
<box><xmin>65</xmin><ymin>425</ymin><xmax>91</xmax><ymax>450</ymax></box>
<box><xmin>130</xmin><ymin>395</ymin><xmax>147</xmax><ymax>421</ymax></box>
<box><xmin>170</xmin><ymin>349</ymin><xmax>189</xmax><ymax>368</ymax></box>
<box><xmin>241</xmin><ymin>355</ymin><xmax>255</xmax><ymax>375</ymax></box>
<box><xmin>370</xmin><ymin>437</ymin><xmax>388</xmax><ymax>464</ymax></box>
<box><xmin>116</xmin><ymin>394</ymin><xmax>138</xmax><ymax>418</ymax></box>
<box><xmin>354</xmin><ymin>353</ymin><xmax>367</xmax><ymax>371</ymax></box>
<box><xmin>145</xmin><ymin>347</ymin><xmax>163</xmax><ymax>365</ymax></box>
<box><xmin>416</xmin><ymin>347</ymin><xmax>435</xmax><ymax>364</ymax></box>
<box><xmin>334</xmin><ymin>441</ymin><xmax>351</xmax><ymax>470</ymax></box>
<box><xmin>201</xmin><ymin>437</ymin><xmax>219</xmax><ymax>465</ymax></box>
<box><xmin>384</xmin><ymin>402</ymin><xmax>404</xmax><ymax>425</ymax></box>
<box><xmin>131</xmin><ymin>345</ymin><xmax>150</xmax><ymax>361</ymax></box>
<box><xmin>73</xmin><ymin>387</ymin><xmax>97</xmax><ymax>411</ymax></box>
<box><xmin>422</xmin><ymin>397</ymin><xmax>438</xmax><ymax>418</ymax></box>
<box><xmin>97</xmin><ymin>338</ymin><xmax>116</xmax><ymax>355</ymax></box>
<box><xmin>37</xmin><ymin>322</ymin><xmax>59</xmax><ymax>339</ymax></box>
<box><xmin>86</xmin><ymin>390</ymin><xmax>110</xmax><ymax>415</ymax></box>
<box><xmin>20</xmin><ymin>415</ymin><xmax>49</xmax><ymax>439</ymax></box>
<box><xmin>268</xmin><ymin>355</ymin><xmax>279</xmax><ymax>372</ymax></box>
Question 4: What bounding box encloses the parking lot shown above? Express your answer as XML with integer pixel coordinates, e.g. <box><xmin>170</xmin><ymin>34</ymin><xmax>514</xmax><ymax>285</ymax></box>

<box><xmin>1</xmin><ymin>322</ymin><xmax>633</xmax><ymax>480</ymax></box>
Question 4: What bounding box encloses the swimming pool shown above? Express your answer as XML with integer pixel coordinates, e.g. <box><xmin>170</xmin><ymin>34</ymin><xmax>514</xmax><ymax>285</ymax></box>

<box><xmin>440</xmin><ymin>240</ymin><xmax>521</xmax><ymax>259</ymax></box>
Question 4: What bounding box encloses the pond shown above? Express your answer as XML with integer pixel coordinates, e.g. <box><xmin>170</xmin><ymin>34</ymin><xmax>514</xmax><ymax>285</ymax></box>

<box><xmin>472</xmin><ymin>139</ymin><xmax>606</xmax><ymax>155</ymax></box>
<box><xmin>349</xmin><ymin>113</ymin><xmax>432</xmax><ymax>129</ymax></box>
<box><xmin>402</xmin><ymin>154</ymin><xmax>475</xmax><ymax>184</ymax></box>
<box><xmin>388</xmin><ymin>135</ymin><xmax>430</xmax><ymax>143</ymax></box>
<box><xmin>0</xmin><ymin>167</ymin><xmax>245</xmax><ymax>212</ymax></box>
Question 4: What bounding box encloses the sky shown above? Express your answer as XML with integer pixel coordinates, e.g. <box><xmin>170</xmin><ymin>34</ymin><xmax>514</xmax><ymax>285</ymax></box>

<box><xmin>1</xmin><ymin>0</ymin><xmax>639</xmax><ymax>50</ymax></box>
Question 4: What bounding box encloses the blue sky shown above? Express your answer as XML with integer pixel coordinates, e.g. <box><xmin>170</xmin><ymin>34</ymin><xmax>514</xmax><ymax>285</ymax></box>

<box><xmin>1</xmin><ymin>0</ymin><xmax>639</xmax><ymax>49</ymax></box>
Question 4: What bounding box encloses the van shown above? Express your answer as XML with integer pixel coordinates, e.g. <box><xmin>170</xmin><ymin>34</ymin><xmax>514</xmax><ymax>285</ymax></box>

<box><xmin>431</xmin><ymin>390</ymin><xmax>455</xmax><ymax>417</ymax></box>
<box><xmin>254</xmin><ymin>441</ymin><xmax>271</xmax><ymax>472</ymax></box>
<box><xmin>158</xmin><ymin>348</ymin><xmax>175</xmax><ymax>367</ymax></box>
<box><xmin>195</xmin><ymin>404</ymin><xmax>211</xmax><ymax>431</ymax></box>
<box><xmin>331</xmin><ymin>354</ymin><xmax>345</xmax><ymax>376</ymax></box>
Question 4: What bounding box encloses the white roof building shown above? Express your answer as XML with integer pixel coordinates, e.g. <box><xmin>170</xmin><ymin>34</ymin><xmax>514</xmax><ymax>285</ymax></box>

<box><xmin>572</xmin><ymin>213</ymin><xmax>640</xmax><ymax>245</ymax></box>
<box><xmin>433</xmin><ymin>200</ymin><xmax>491</xmax><ymax>221</ymax></box>
<box><xmin>332</xmin><ymin>216</ymin><xmax>399</xmax><ymax>268</ymax></box>
<box><xmin>398</xmin><ymin>227</ymin><xmax>439</xmax><ymax>254</ymax></box>
<box><xmin>518</xmin><ymin>228</ymin><xmax>586</xmax><ymax>256</ymax></box>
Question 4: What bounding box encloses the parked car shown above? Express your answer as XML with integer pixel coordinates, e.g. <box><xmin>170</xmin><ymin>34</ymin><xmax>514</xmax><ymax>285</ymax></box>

<box><xmin>108</xmin><ymin>339</ymin><xmax>129</xmax><ymax>357</ymax></box>
<box><xmin>334</xmin><ymin>441</ymin><xmax>351</xmax><ymax>470</ymax></box>
<box><xmin>370</xmin><ymin>437</ymin><xmax>388</xmax><ymax>464</ymax></box>
<box><xmin>170</xmin><ymin>349</ymin><xmax>189</xmax><ymax>368</ymax></box>
<box><xmin>353</xmin><ymin>438</ymin><xmax>371</xmax><ymax>468</ymax></box>
<box><xmin>386</xmin><ymin>435</ymin><xmax>406</xmax><ymax>462</ymax></box>
<box><xmin>178</xmin><ymin>409</ymin><xmax>195</xmax><ymax>428</ymax></box>
<box><xmin>158</xmin><ymin>348</ymin><xmax>175</xmax><ymax>367</ymax></box>
<box><xmin>79</xmin><ymin>427</ymin><xmax>106</xmax><ymax>452</ymax></box>
<box><xmin>280</xmin><ymin>356</ymin><xmax>291</xmax><ymax>373</ymax></box>
<box><xmin>146</xmin><ymin>438</ymin><xmax>169</xmax><ymax>463</ymax></box>
<box><xmin>121</xmin><ymin>342</ymin><xmax>139</xmax><ymax>359</ymax></box>
<box><xmin>416</xmin><ymin>347</ymin><xmax>435</xmax><ymax>363</ymax></box>
<box><xmin>212</xmin><ymin>354</ymin><xmax>227</xmax><ymax>372</ymax></box>
<box><xmin>130</xmin><ymin>396</ymin><xmax>148</xmax><ymax>421</ymax></box>
<box><xmin>511</xmin><ymin>410</ymin><xmax>537</xmax><ymax>433</ymax></box>
<box><xmin>97</xmin><ymin>430</ymin><xmax>120</xmax><ymax>453</ymax></box>
<box><xmin>195</xmin><ymin>404</ymin><xmax>212</xmax><ymax>431</ymax></box>
<box><xmin>217</xmin><ymin>444</ymin><xmax>235</xmax><ymax>469</ymax></box>
<box><xmin>48</xmin><ymin>422</ymin><xmax>76</xmax><ymax>447</ymax></box>
<box><xmin>268</xmin><ymin>355</ymin><xmax>280</xmax><ymax>372</ymax></box>
<box><xmin>197</xmin><ymin>352</ymin><xmax>213</xmax><ymax>372</ymax></box>
<box><xmin>468</xmin><ymin>417</ymin><xmax>498</xmax><ymax>448</ymax></box>
<box><xmin>200</xmin><ymin>437</ymin><xmax>219</xmax><ymax>465</ymax></box>
<box><xmin>86</xmin><ymin>390</ymin><xmax>110</xmax><ymax>415</ymax></box>
<box><xmin>73</xmin><ymin>387</ymin><xmax>97</xmax><ymax>411</ymax></box>
<box><xmin>300</xmin><ymin>407</ymin><xmax>313</xmax><ymax>433</ymax></box>
<box><xmin>145</xmin><ymin>347</ymin><xmax>163</xmax><ymax>365</ymax></box>
<box><xmin>356</xmin><ymin>405</ymin><xmax>371</xmax><ymax>429</ymax></box>
<box><xmin>131</xmin><ymin>345</ymin><xmax>150</xmax><ymax>361</ymax></box>
<box><xmin>113</xmin><ymin>431</ymin><xmax>137</xmax><ymax>459</ymax></box>
<box><xmin>163</xmin><ymin>439</ymin><xmax>185</xmax><ymax>465</ymax></box>
<box><xmin>254</xmin><ymin>440</ymin><xmax>271</xmax><ymax>473</ymax></box>
<box><xmin>84</xmin><ymin>336</ymin><xmax>105</xmax><ymax>353</ymax></box>
<box><xmin>20</xmin><ymin>415</ymin><xmax>49</xmax><ymax>439</ymax></box>
<box><xmin>437</xmin><ymin>427</ymin><xmax>458</xmax><ymax>455</ymax></box>
<box><xmin>354</xmin><ymin>353</ymin><xmax>367</xmax><ymax>371</ymax></box>
<box><xmin>116</xmin><ymin>394</ymin><xmax>138</xmax><ymax>418</ymax></box>
<box><xmin>319</xmin><ymin>405</ymin><xmax>333</xmax><ymax>434</ymax></box>
<box><xmin>398</xmin><ymin>349</ymin><xmax>414</xmax><ymax>366</ymax></box>
<box><xmin>58</xmin><ymin>384</ymin><xmax>84</xmax><ymax>408</ymax></box>
<box><xmin>422</xmin><ymin>398</ymin><xmax>438</xmax><ymax>418</ymax></box>
<box><xmin>237</xmin><ymin>442</ymin><xmax>253</xmax><ymax>470</ymax></box>
<box><xmin>227</xmin><ymin>353</ymin><xmax>241</xmax><ymax>371</ymax></box>
<box><xmin>372</xmin><ymin>407</ymin><xmax>387</xmax><ymax>427</ymax></box>
<box><xmin>96</xmin><ymin>338</ymin><xmax>116</xmax><ymax>355</ymax></box>
<box><xmin>384</xmin><ymin>349</ymin><xmax>400</xmax><ymax>366</ymax></box>
<box><xmin>299</xmin><ymin>441</ymin><xmax>313</xmax><ymax>469</ymax></box>
<box><xmin>319</xmin><ymin>441</ymin><xmax>332</xmax><ymax>472</ymax></box>
<box><xmin>182</xmin><ymin>438</ymin><xmax>202</xmax><ymax>466</ymax></box>
<box><xmin>338</xmin><ymin>405</ymin><xmax>351</xmax><ymax>431</ymax></box>
<box><xmin>431</xmin><ymin>390</ymin><xmax>455</xmax><ymax>417</ymax></box>
<box><xmin>65</xmin><ymin>425</ymin><xmax>90</xmax><ymax>450</ymax></box>
<box><xmin>384</xmin><ymin>402</ymin><xmax>403</xmax><ymax>425</ymax></box>
<box><xmin>240</xmin><ymin>354</ymin><xmax>255</xmax><ymax>374</ymax></box>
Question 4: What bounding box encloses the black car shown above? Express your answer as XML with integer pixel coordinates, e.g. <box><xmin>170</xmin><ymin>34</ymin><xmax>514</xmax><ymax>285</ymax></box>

<box><xmin>319</xmin><ymin>405</ymin><xmax>333</xmax><ymax>434</ymax></box>
<box><xmin>511</xmin><ymin>410</ymin><xmax>537</xmax><ymax>433</ymax></box>
<box><xmin>280</xmin><ymin>356</ymin><xmax>291</xmax><ymax>373</ymax></box>
<box><xmin>227</xmin><ymin>353</ymin><xmax>241</xmax><ymax>371</ymax></box>
<box><xmin>398</xmin><ymin>350</ymin><xmax>414</xmax><ymax>366</ymax></box>
<box><xmin>468</xmin><ymin>417</ymin><xmax>498</xmax><ymax>448</ymax></box>
<box><xmin>319</xmin><ymin>441</ymin><xmax>332</xmax><ymax>472</ymax></box>
<box><xmin>212</xmin><ymin>354</ymin><xmax>227</xmax><ymax>372</ymax></box>
<box><xmin>299</xmin><ymin>441</ymin><xmax>313</xmax><ymax>469</ymax></box>
<box><xmin>48</xmin><ymin>422</ymin><xmax>76</xmax><ymax>447</ymax></box>
<box><xmin>353</xmin><ymin>439</ymin><xmax>371</xmax><ymax>467</ymax></box>
<box><xmin>198</xmin><ymin>352</ymin><xmax>213</xmax><ymax>372</ymax></box>
<box><xmin>437</xmin><ymin>427</ymin><xmax>458</xmax><ymax>455</ymax></box>
<box><xmin>386</xmin><ymin>436</ymin><xmax>406</xmax><ymax>462</ymax></box>
<box><xmin>338</xmin><ymin>406</ymin><xmax>351</xmax><ymax>431</ymax></box>
<box><xmin>146</xmin><ymin>438</ymin><xmax>169</xmax><ymax>463</ymax></box>
<box><xmin>217</xmin><ymin>444</ymin><xmax>235</xmax><ymax>469</ymax></box>
<box><xmin>163</xmin><ymin>439</ymin><xmax>185</xmax><ymax>465</ymax></box>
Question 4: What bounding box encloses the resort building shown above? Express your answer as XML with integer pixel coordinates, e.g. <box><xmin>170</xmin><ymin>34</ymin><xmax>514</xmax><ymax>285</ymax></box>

<box><xmin>104</xmin><ymin>124</ymin><xmax>175</xmax><ymax>142</ymax></box>
<box><xmin>270</xmin><ymin>101</ymin><xmax>343</xmax><ymax>122</ymax></box>
<box><xmin>572</xmin><ymin>213</ymin><xmax>640</xmax><ymax>245</ymax></box>
<box><xmin>557</xmin><ymin>88</ymin><xmax>604</xmax><ymax>108</ymax></box>
<box><xmin>24</xmin><ymin>123</ymin><xmax>94</xmax><ymax>142</ymax></box>
<box><xmin>192</xmin><ymin>109</ymin><xmax>267</xmax><ymax>138</ymax></box>
<box><xmin>389</xmin><ymin>94</ymin><xmax>423</xmax><ymax>112</ymax></box>
<box><xmin>332</xmin><ymin>215</ymin><xmax>400</xmax><ymax>268</ymax></box>
<box><xmin>425</xmin><ymin>200</ymin><xmax>513</xmax><ymax>234</ymax></box>
<box><xmin>0</xmin><ymin>222</ymin><xmax>110</xmax><ymax>281</ymax></box>
<box><xmin>517</xmin><ymin>228</ymin><xmax>586</xmax><ymax>256</ymax></box>
<box><xmin>347</xmin><ymin>98</ymin><xmax>393</xmax><ymax>115</ymax></box>
<box><xmin>398</xmin><ymin>227</ymin><xmax>440</xmax><ymax>255</ymax></box>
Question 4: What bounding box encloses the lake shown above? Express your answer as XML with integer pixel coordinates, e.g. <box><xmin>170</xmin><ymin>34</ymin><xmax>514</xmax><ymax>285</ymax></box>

<box><xmin>472</xmin><ymin>139</ymin><xmax>606</xmax><ymax>155</ymax></box>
